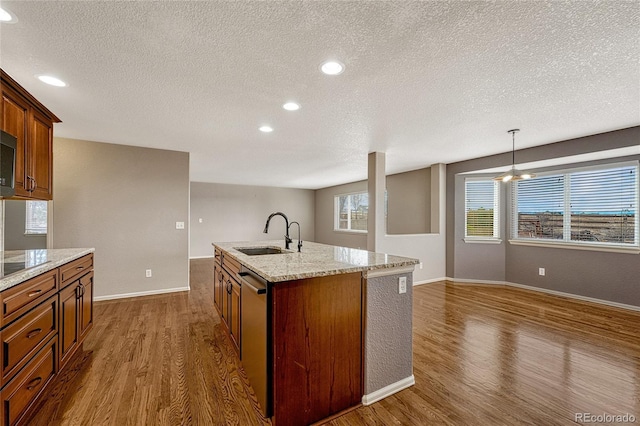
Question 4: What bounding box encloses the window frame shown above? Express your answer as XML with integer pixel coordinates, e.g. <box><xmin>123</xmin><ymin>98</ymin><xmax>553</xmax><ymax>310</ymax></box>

<box><xmin>510</xmin><ymin>161</ymin><xmax>639</xmax><ymax>253</ymax></box>
<box><xmin>334</xmin><ymin>191</ymin><xmax>369</xmax><ymax>233</ymax></box>
<box><xmin>464</xmin><ymin>178</ymin><xmax>501</xmax><ymax>243</ymax></box>
<box><xmin>24</xmin><ymin>200</ymin><xmax>48</xmax><ymax>235</ymax></box>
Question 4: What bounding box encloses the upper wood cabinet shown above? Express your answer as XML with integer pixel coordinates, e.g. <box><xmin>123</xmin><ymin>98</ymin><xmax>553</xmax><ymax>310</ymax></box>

<box><xmin>0</xmin><ymin>69</ymin><xmax>61</xmax><ymax>200</ymax></box>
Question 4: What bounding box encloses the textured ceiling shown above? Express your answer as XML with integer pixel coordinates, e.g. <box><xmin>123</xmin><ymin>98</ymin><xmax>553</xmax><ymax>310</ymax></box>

<box><xmin>1</xmin><ymin>1</ymin><xmax>638</xmax><ymax>189</ymax></box>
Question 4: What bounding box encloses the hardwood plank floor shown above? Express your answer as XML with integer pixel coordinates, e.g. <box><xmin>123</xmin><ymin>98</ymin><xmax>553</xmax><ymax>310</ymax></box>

<box><xmin>27</xmin><ymin>260</ymin><xmax>640</xmax><ymax>425</ymax></box>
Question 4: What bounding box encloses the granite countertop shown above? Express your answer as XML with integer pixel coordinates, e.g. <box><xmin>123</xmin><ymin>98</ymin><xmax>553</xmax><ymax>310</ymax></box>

<box><xmin>0</xmin><ymin>248</ymin><xmax>95</xmax><ymax>292</ymax></box>
<box><xmin>213</xmin><ymin>240</ymin><xmax>418</xmax><ymax>282</ymax></box>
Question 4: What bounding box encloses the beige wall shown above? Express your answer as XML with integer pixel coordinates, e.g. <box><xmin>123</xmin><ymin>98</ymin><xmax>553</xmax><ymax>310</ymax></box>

<box><xmin>190</xmin><ymin>182</ymin><xmax>315</xmax><ymax>258</ymax></box>
<box><xmin>52</xmin><ymin>137</ymin><xmax>190</xmax><ymax>299</ymax></box>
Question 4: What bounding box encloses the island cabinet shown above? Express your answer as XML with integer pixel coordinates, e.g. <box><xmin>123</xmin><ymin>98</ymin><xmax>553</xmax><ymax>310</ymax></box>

<box><xmin>270</xmin><ymin>272</ymin><xmax>363</xmax><ymax>426</ymax></box>
<box><xmin>0</xmin><ymin>69</ymin><xmax>61</xmax><ymax>201</ymax></box>
<box><xmin>0</xmin><ymin>252</ymin><xmax>94</xmax><ymax>426</ymax></box>
<box><xmin>214</xmin><ymin>250</ymin><xmax>241</xmax><ymax>356</ymax></box>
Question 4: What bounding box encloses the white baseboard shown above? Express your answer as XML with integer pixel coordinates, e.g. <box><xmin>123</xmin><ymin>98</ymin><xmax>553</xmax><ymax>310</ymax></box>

<box><xmin>189</xmin><ymin>255</ymin><xmax>214</xmax><ymax>260</ymax></box>
<box><xmin>362</xmin><ymin>375</ymin><xmax>415</xmax><ymax>406</ymax></box>
<box><xmin>445</xmin><ymin>277</ymin><xmax>640</xmax><ymax>312</ymax></box>
<box><xmin>94</xmin><ymin>286</ymin><xmax>190</xmax><ymax>302</ymax></box>
<box><xmin>413</xmin><ymin>277</ymin><xmax>447</xmax><ymax>286</ymax></box>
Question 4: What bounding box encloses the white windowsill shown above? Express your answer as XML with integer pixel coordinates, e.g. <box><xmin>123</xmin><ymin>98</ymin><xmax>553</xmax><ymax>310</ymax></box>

<box><xmin>333</xmin><ymin>229</ymin><xmax>368</xmax><ymax>235</ymax></box>
<box><xmin>464</xmin><ymin>238</ymin><xmax>502</xmax><ymax>244</ymax></box>
<box><xmin>508</xmin><ymin>239</ymin><xmax>640</xmax><ymax>254</ymax></box>
<box><xmin>24</xmin><ymin>233</ymin><xmax>47</xmax><ymax>237</ymax></box>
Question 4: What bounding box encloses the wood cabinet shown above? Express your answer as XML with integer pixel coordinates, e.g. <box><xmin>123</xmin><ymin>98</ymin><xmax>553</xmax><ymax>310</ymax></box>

<box><xmin>229</xmin><ymin>277</ymin><xmax>241</xmax><ymax>353</ymax></box>
<box><xmin>213</xmin><ymin>251</ymin><xmax>241</xmax><ymax>356</ymax></box>
<box><xmin>0</xmin><ymin>253</ymin><xmax>94</xmax><ymax>426</ymax></box>
<box><xmin>0</xmin><ymin>69</ymin><xmax>60</xmax><ymax>200</ymax></box>
<box><xmin>59</xmin><ymin>268</ymin><xmax>94</xmax><ymax>369</ymax></box>
<box><xmin>271</xmin><ymin>272</ymin><xmax>363</xmax><ymax>426</ymax></box>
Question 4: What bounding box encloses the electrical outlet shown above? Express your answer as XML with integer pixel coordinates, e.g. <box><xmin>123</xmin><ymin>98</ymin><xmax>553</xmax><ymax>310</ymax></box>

<box><xmin>176</xmin><ymin>221</ymin><xmax>185</xmax><ymax>229</ymax></box>
<box><xmin>146</xmin><ymin>269</ymin><xmax>152</xmax><ymax>278</ymax></box>
<box><xmin>399</xmin><ymin>276</ymin><xmax>407</xmax><ymax>294</ymax></box>
<box><xmin>419</xmin><ymin>262</ymin><xmax>423</xmax><ymax>270</ymax></box>
<box><xmin>539</xmin><ymin>267</ymin><xmax>545</xmax><ymax>276</ymax></box>
<box><xmin>198</xmin><ymin>218</ymin><xmax>203</xmax><ymax>223</ymax></box>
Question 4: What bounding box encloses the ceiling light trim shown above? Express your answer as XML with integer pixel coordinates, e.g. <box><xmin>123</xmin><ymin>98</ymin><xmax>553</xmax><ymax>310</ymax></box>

<box><xmin>0</xmin><ymin>7</ymin><xmax>17</xmax><ymax>23</ymax></box>
<box><xmin>320</xmin><ymin>60</ymin><xmax>344</xmax><ymax>75</ymax></box>
<box><xmin>37</xmin><ymin>75</ymin><xmax>68</xmax><ymax>87</ymax></box>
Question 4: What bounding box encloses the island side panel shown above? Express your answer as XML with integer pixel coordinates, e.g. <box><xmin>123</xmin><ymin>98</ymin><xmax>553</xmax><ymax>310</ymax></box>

<box><xmin>271</xmin><ymin>272</ymin><xmax>362</xmax><ymax>426</ymax></box>
<box><xmin>364</xmin><ymin>272</ymin><xmax>414</xmax><ymax>398</ymax></box>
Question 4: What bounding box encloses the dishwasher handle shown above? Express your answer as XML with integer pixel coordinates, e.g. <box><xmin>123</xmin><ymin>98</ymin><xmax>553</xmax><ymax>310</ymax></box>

<box><xmin>238</xmin><ymin>272</ymin><xmax>267</xmax><ymax>295</ymax></box>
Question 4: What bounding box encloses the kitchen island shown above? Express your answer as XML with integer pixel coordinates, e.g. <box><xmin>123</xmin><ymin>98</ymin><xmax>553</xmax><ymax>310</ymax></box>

<box><xmin>213</xmin><ymin>240</ymin><xmax>418</xmax><ymax>426</ymax></box>
<box><xmin>0</xmin><ymin>248</ymin><xmax>95</xmax><ymax>426</ymax></box>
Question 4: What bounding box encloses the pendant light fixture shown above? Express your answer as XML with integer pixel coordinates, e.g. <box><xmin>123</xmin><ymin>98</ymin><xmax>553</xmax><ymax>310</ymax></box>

<box><xmin>493</xmin><ymin>129</ymin><xmax>536</xmax><ymax>182</ymax></box>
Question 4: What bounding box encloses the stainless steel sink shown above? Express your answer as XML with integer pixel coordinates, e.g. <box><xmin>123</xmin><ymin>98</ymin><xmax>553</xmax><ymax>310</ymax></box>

<box><xmin>234</xmin><ymin>247</ymin><xmax>288</xmax><ymax>256</ymax></box>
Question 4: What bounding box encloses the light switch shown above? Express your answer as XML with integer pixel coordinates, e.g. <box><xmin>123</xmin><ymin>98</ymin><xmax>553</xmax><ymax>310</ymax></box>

<box><xmin>198</xmin><ymin>218</ymin><xmax>203</xmax><ymax>223</ymax></box>
<box><xmin>176</xmin><ymin>221</ymin><xmax>185</xmax><ymax>229</ymax></box>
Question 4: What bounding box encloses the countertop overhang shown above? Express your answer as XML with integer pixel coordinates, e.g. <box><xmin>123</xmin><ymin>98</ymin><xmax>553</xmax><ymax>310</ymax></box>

<box><xmin>0</xmin><ymin>248</ymin><xmax>95</xmax><ymax>292</ymax></box>
<box><xmin>213</xmin><ymin>240</ymin><xmax>418</xmax><ymax>282</ymax></box>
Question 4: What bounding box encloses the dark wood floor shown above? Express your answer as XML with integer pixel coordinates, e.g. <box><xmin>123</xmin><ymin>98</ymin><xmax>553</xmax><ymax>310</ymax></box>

<box><xmin>27</xmin><ymin>259</ymin><xmax>640</xmax><ymax>425</ymax></box>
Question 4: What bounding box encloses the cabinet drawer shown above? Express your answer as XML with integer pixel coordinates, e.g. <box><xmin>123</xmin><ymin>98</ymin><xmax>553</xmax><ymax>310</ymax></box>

<box><xmin>1</xmin><ymin>270</ymin><xmax>57</xmax><ymax>328</ymax></box>
<box><xmin>1</xmin><ymin>336</ymin><xmax>56</xmax><ymax>426</ymax></box>
<box><xmin>1</xmin><ymin>295</ymin><xmax>57</xmax><ymax>387</ymax></box>
<box><xmin>60</xmin><ymin>254</ymin><xmax>93</xmax><ymax>288</ymax></box>
<box><xmin>223</xmin><ymin>255</ymin><xmax>241</xmax><ymax>278</ymax></box>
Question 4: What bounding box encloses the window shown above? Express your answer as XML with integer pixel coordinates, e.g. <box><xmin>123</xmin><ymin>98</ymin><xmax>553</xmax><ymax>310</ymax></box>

<box><xmin>512</xmin><ymin>162</ymin><xmax>638</xmax><ymax>249</ymax></box>
<box><xmin>25</xmin><ymin>200</ymin><xmax>47</xmax><ymax>235</ymax></box>
<box><xmin>335</xmin><ymin>192</ymin><xmax>368</xmax><ymax>232</ymax></box>
<box><xmin>465</xmin><ymin>179</ymin><xmax>500</xmax><ymax>240</ymax></box>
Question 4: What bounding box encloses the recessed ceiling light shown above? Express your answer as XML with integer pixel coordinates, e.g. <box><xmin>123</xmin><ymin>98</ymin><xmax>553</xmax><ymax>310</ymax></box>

<box><xmin>0</xmin><ymin>7</ymin><xmax>17</xmax><ymax>23</ymax></box>
<box><xmin>282</xmin><ymin>102</ymin><xmax>300</xmax><ymax>111</ymax></box>
<box><xmin>259</xmin><ymin>126</ymin><xmax>274</xmax><ymax>133</ymax></box>
<box><xmin>37</xmin><ymin>75</ymin><xmax>67</xmax><ymax>87</ymax></box>
<box><xmin>320</xmin><ymin>61</ymin><xmax>344</xmax><ymax>75</ymax></box>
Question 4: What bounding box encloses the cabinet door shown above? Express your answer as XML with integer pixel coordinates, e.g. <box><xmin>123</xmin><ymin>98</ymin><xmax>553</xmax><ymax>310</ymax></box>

<box><xmin>229</xmin><ymin>278</ymin><xmax>241</xmax><ymax>354</ymax></box>
<box><xmin>220</xmin><ymin>271</ymin><xmax>229</xmax><ymax>326</ymax></box>
<box><xmin>213</xmin><ymin>264</ymin><xmax>221</xmax><ymax>312</ymax></box>
<box><xmin>29</xmin><ymin>109</ymin><xmax>53</xmax><ymax>200</ymax></box>
<box><xmin>58</xmin><ymin>283</ymin><xmax>79</xmax><ymax>368</ymax></box>
<box><xmin>1</xmin><ymin>86</ymin><xmax>29</xmax><ymax>197</ymax></box>
<box><xmin>78</xmin><ymin>272</ymin><xmax>93</xmax><ymax>343</ymax></box>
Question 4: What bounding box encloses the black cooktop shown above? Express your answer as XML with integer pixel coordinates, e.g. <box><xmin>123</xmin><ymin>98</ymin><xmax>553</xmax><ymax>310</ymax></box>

<box><xmin>2</xmin><ymin>262</ymin><xmax>30</xmax><ymax>278</ymax></box>
<box><xmin>1</xmin><ymin>250</ymin><xmax>51</xmax><ymax>279</ymax></box>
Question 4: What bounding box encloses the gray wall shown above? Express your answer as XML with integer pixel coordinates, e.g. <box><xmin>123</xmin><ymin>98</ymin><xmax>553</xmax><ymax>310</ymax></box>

<box><xmin>314</xmin><ymin>180</ymin><xmax>368</xmax><ymax>249</ymax></box>
<box><xmin>3</xmin><ymin>200</ymin><xmax>47</xmax><ymax>250</ymax></box>
<box><xmin>364</xmin><ymin>272</ymin><xmax>413</xmax><ymax>394</ymax></box>
<box><xmin>314</xmin><ymin>167</ymin><xmax>431</xmax><ymax>249</ymax></box>
<box><xmin>190</xmin><ymin>182</ymin><xmax>315</xmax><ymax>258</ymax></box>
<box><xmin>52</xmin><ymin>137</ymin><xmax>190</xmax><ymax>299</ymax></box>
<box><xmin>447</xmin><ymin>126</ymin><xmax>640</xmax><ymax>306</ymax></box>
<box><xmin>387</xmin><ymin>168</ymin><xmax>430</xmax><ymax>235</ymax></box>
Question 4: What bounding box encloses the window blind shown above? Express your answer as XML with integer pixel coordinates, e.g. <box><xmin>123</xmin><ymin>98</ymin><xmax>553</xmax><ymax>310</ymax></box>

<box><xmin>25</xmin><ymin>200</ymin><xmax>47</xmax><ymax>234</ymax></box>
<box><xmin>513</xmin><ymin>163</ymin><xmax>638</xmax><ymax>247</ymax></box>
<box><xmin>465</xmin><ymin>180</ymin><xmax>499</xmax><ymax>238</ymax></box>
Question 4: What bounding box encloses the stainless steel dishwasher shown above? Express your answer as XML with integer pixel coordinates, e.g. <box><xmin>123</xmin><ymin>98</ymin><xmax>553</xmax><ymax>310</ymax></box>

<box><xmin>238</xmin><ymin>268</ymin><xmax>271</xmax><ymax>417</ymax></box>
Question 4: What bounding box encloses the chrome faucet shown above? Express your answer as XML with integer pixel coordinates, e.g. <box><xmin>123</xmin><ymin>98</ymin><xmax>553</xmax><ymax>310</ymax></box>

<box><xmin>263</xmin><ymin>212</ymin><xmax>292</xmax><ymax>250</ymax></box>
<box><xmin>289</xmin><ymin>221</ymin><xmax>303</xmax><ymax>252</ymax></box>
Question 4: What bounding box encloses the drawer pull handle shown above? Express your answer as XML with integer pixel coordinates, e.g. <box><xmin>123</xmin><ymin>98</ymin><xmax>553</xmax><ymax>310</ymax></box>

<box><xmin>26</xmin><ymin>377</ymin><xmax>42</xmax><ymax>391</ymax></box>
<box><xmin>76</xmin><ymin>266</ymin><xmax>85</xmax><ymax>270</ymax></box>
<box><xmin>26</xmin><ymin>328</ymin><xmax>43</xmax><ymax>339</ymax></box>
<box><xmin>28</xmin><ymin>290</ymin><xmax>42</xmax><ymax>297</ymax></box>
